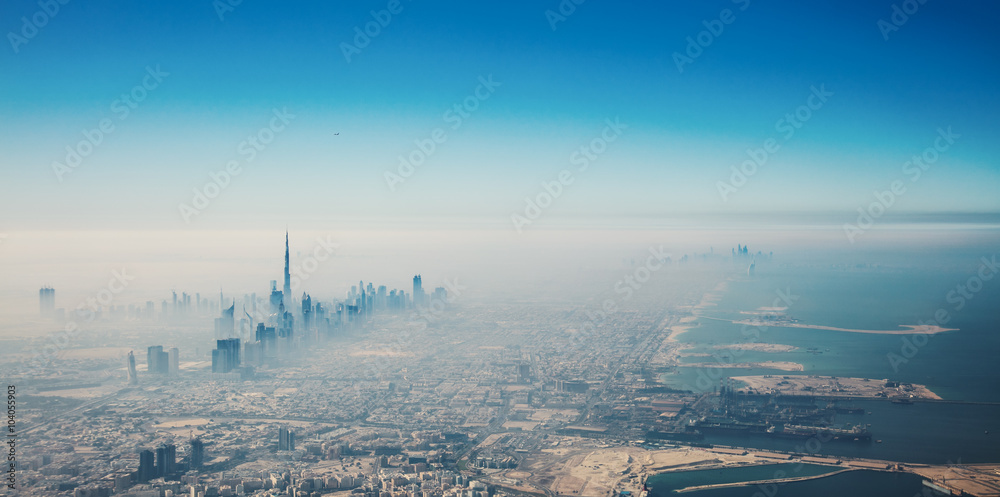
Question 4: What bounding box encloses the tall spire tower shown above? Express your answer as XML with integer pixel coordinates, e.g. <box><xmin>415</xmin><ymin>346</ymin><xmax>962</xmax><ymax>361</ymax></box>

<box><xmin>283</xmin><ymin>230</ymin><xmax>292</xmax><ymax>309</ymax></box>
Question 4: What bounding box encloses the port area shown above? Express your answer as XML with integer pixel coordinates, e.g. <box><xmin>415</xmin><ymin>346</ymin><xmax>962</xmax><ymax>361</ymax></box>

<box><xmin>476</xmin><ymin>436</ymin><xmax>1000</xmax><ymax>497</ymax></box>
<box><xmin>730</xmin><ymin>375</ymin><xmax>942</xmax><ymax>400</ymax></box>
<box><xmin>908</xmin><ymin>463</ymin><xmax>1000</xmax><ymax>497</ymax></box>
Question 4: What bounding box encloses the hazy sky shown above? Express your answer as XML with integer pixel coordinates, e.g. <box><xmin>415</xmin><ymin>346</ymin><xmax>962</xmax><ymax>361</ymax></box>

<box><xmin>1</xmin><ymin>0</ymin><xmax>999</xmax><ymax>231</ymax></box>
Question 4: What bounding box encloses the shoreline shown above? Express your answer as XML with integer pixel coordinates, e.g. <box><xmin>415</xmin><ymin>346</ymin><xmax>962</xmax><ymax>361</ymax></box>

<box><xmin>736</xmin><ymin>321</ymin><xmax>959</xmax><ymax>335</ymax></box>
<box><xmin>665</xmin><ymin>316</ymin><xmax>699</xmax><ymax>343</ymax></box>
<box><xmin>671</xmin><ymin>467</ymin><xmax>859</xmax><ymax>493</ymax></box>
<box><xmin>698</xmin><ymin>314</ymin><xmax>958</xmax><ymax>336</ymax></box>
<box><xmin>502</xmin><ymin>430</ymin><xmax>999</xmax><ymax>497</ymax></box>
<box><xmin>730</xmin><ymin>374</ymin><xmax>943</xmax><ymax>400</ymax></box>
<box><xmin>681</xmin><ymin>361</ymin><xmax>804</xmax><ymax>372</ymax></box>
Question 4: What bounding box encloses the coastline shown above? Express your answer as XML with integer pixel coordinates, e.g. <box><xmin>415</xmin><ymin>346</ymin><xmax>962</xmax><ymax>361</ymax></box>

<box><xmin>671</xmin><ymin>467</ymin><xmax>859</xmax><ymax>493</ymax></box>
<box><xmin>732</xmin><ymin>321</ymin><xmax>959</xmax><ymax>335</ymax></box>
<box><xmin>681</xmin><ymin>361</ymin><xmax>804</xmax><ymax>372</ymax></box>
<box><xmin>500</xmin><ymin>440</ymin><xmax>1000</xmax><ymax>497</ymax></box>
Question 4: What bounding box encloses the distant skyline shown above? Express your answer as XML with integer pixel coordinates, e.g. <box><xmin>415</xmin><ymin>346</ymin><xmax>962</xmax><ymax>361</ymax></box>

<box><xmin>2</xmin><ymin>1</ymin><xmax>999</xmax><ymax>230</ymax></box>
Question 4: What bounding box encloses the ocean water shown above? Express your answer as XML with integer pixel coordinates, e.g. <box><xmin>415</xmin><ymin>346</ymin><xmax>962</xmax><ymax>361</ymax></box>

<box><xmin>649</xmin><ymin>467</ymin><xmax>933</xmax><ymax>497</ymax></box>
<box><xmin>658</xmin><ymin>259</ymin><xmax>1000</xmax><ymax>463</ymax></box>
<box><xmin>663</xmin><ymin>263</ymin><xmax>1000</xmax><ymax>401</ymax></box>
<box><xmin>648</xmin><ymin>463</ymin><xmax>842</xmax><ymax>493</ymax></box>
<box><xmin>693</xmin><ymin>399</ymin><xmax>999</xmax><ymax>464</ymax></box>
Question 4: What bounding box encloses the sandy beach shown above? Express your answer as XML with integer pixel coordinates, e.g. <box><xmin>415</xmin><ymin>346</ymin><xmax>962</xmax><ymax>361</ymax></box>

<box><xmin>682</xmin><ymin>361</ymin><xmax>804</xmax><ymax>372</ymax></box>
<box><xmin>729</xmin><ymin>319</ymin><xmax>958</xmax><ymax>335</ymax></box>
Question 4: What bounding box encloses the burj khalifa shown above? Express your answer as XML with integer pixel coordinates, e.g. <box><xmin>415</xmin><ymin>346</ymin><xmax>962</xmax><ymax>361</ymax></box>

<box><xmin>283</xmin><ymin>230</ymin><xmax>292</xmax><ymax>309</ymax></box>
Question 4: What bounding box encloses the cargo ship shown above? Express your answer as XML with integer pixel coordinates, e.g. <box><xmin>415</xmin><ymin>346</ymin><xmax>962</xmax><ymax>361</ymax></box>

<box><xmin>696</xmin><ymin>420</ymin><xmax>769</xmax><ymax>435</ymax></box>
<box><xmin>644</xmin><ymin>430</ymin><xmax>705</xmax><ymax>442</ymax></box>
<box><xmin>776</xmin><ymin>423</ymin><xmax>872</xmax><ymax>442</ymax></box>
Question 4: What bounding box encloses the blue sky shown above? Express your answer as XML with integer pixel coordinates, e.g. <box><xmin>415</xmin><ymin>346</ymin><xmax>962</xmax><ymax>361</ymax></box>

<box><xmin>1</xmin><ymin>0</ymin><xmax>998</xmax><ymax>230</ymax></box>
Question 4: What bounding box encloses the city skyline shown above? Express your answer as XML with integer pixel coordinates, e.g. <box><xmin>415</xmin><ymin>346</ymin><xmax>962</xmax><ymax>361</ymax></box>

<box><xmin>24</xmin><ymin>230</ymin><xmax>444</xmax><ymax>326</ymax></box>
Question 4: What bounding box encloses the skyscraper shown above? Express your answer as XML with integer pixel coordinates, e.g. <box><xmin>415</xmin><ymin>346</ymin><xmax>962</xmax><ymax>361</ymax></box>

<box><xmin>278</xmin><ymin>427</ymin><xmax>295</xmax><ymax>451</ymax></box>
<box><xmin>39</xmin><ymin>287</ymin><xmax>55</xmax><ymax>316</ymax></box>
<box><xmin>168</xmin><ymin>347</ymin><xmax>179</xmax><ymax>374</ymax></box>
<box><xmin>357</xmin><ymin>280</ymin><xmax>366</xmax><ymax>317</ymax></box>
<box><xmin>256</xmin><ymin>323</ymin><xmax>276</xmax><ymax>357</ymax></box>
<box><xmin>301</xmin><ymin>293</ymin><xmax>312</xmax><ymax>330</ymax></box>
<box><xmin>189</xmin><ymin>438</ymin><xmax>204</xmax><ymax>469</ymax></box>
<box><xmin>137</xmin><ymin>449</ymin><xmax>155</xmax><ymax>482</ymax></box>
<box><xmin>126</xmin><ymin>351</ymin><xmax>138</xmax><ymax>385</ymax></box>
<box><xmin>146</xmin><ymin>346</ymin><xmax>169</xmax><ymax>375</ymax></box>
<box><xmin>433</xmin><ymin>286</ymin><xmax>448</xmax><ymax>303</ymax></box>
<box><xmin>155</xmin><ymin>444</ymin><xmax>176</xmax><ymax>477</ymax></box>
<box><xmin>377</xmin><ymin>285</ymin><xmax>387</xmax><ymax>309</ymax></box>
<box><xmin>211</xmin><ymin>349</ymin><xmax>224</xmax><ymax>373</ymax></box>
<box><xmin>413</xmin><ymin>274</ymin><xmax>424</xmax><ymax>307</ymax></box>
<box><xmin>283</xmin><ymin>230</ymin><xmax>292</xmax><ymax>309</ymax></box>
<box><xmin>214</xmin><ymin>302</ymin><xmax>235</xmax><ymax>339</ymax></box>
<box><xmin>270</xmin><ymin>281</ymin><xmax>283</xmax><ymax>315</ymax></box>
<box><xmin>212</xmin><ymin>338</ymin><xmax>241</xmax><ymax>373</ymax></box>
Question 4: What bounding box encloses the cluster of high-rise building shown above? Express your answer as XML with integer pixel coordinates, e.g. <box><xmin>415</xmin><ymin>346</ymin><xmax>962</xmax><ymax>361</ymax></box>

<box><xmin>36</xmin><ymin>285</ymin><xmax>228</xmax><ymax>323</ymax></box>
<box><xmin>732</xmin><ymin>244</ymin><xmax>774</xmax><ymax>275</ymax></box>
<box><xmin>203</xmin><ymin>232</ymin><xmax>448</xmax><ymax>376</ymax></box>
<box><xmin>278</xmin><ymin>427</ymin><xmax>296</xmax><ymax>451</ymax></box>
<box><xmin>145</xmin><ymin>346</ymin><xmax>179</xmax><ymax>375</ymax></box>
<box><xmin>732</xmin><ymin>244</ymin><xmax>772</xmax><ymax>262</ymax></box>
<box><xmin>211</xmin><ymin>338</ymin><xmax>241</xmax><ymax>374</ymax></box>
<box><xmin>119</xmin><ymin>231</ymin><xmax>451</xmax><ymax>384</ymax></box>
<box><xmin>37</xmin><ymin>231</ymin><xmax>450</xmax><ymax>342</ymax></box>
<box><xmin>39</xmin><ymin>286</ymin><xmax>55</xmax><ymax>316</ymax></box>
<box><xmin>137</xmin><ymin>444</ymin><xmax>176</xmax><ymax>483</ymax></box>
<box><xmin>133</xmin><ymin>438</ymin><xmax>206</xmax><ymax>487</ymax></box>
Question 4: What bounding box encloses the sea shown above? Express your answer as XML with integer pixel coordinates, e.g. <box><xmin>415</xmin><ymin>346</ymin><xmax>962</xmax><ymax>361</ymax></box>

<box><xmin>647</xmin><ymin>464</ymin><xmax>932</xmax><ymax>497</ymax></box>
<box><xmin>655</xmin><ymin>248</ymin><xmax>1000</xmax><ymax>491</ymax></box>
